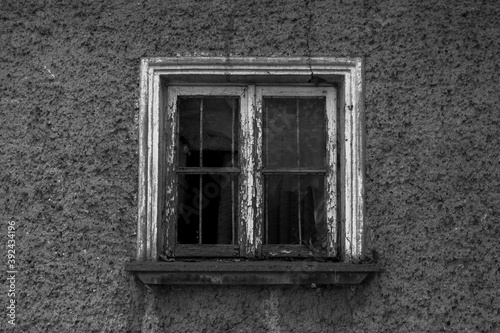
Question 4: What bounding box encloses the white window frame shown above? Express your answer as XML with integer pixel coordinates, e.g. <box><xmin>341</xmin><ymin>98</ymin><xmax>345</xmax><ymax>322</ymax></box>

<box><xmin>136</xmin><ymin>57</ymin><xmax>365</xmax><ymax>263</ymax></box>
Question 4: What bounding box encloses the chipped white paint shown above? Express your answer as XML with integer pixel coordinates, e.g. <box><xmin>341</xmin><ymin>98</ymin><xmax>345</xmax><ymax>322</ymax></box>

<box><xmin>137</xmin><ymin>57</ymin><xmax>365</xmax><ymax>262</ymax></box>
<box><xmin>344</xmin><ymin>72</ymin><xmax>353</xmax><ymax>261</ymax></box>
<box><xmin>145</xmin><ymin>68</ymin><xmax>155</xmax><ymax>260</ymax></box>
<box><xmin>240</xmin><ymin>85</ymin><xmax>255</xmax><ymax>257</ymax></box>
<box><xmin>325</xmin><ymin>87</ymin><xmax>338</xmax><ymax>257</ymax></box>
<box><xmin>342</xmin><ymin>61</ymin><xmax>365</xmax><ymax>262</ymax></box>
<box><xmin>254</xmin><ymin>91</ymin><xmax>263</xmax><ymax>256</ymax></box>
<box><xmin>148</xmin><ymin>73</ymin><xmax>161</xmax><ymax>260</ymax></box>
<box><xmin>137</xmin><ymin>59</ymin><xmax>149</xmax><ymax>260</ymax></box>
<box><xmin>164</xmin><ymin>87</ymin><xmax>179</xmax><ymax>257</ymax></box>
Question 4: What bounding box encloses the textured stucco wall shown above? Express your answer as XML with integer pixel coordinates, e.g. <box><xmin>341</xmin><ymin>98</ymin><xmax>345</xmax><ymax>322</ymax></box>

<box><xmin>1</xmin><ymin>0</ymin><xmax>499</xmax><ymax>332</ymax></box>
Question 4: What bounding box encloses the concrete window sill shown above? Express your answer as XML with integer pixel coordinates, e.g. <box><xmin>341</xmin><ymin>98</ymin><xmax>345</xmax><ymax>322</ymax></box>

<box><xmin>125</xmin><ymin>261</ymin><xmax>379</xmax><ymax>285</ymax></box>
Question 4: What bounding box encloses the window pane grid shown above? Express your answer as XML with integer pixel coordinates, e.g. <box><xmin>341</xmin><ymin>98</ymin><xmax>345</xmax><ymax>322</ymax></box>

<box><xmin>262</xmin><ymin>96</ymin><xmax>327</xmax><ymax>248</ymax></box>
<box><xmin>177</xmin><ymin>96</ymin><xmax>240</xmax><ymax>246</ymax></box>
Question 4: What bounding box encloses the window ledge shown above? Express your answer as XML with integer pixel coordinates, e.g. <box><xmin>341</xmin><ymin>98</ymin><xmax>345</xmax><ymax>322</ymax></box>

<box><xmin>125</xmin><ymin>261</ymin><xmax>379</xmax><ymax>285</ymax></box>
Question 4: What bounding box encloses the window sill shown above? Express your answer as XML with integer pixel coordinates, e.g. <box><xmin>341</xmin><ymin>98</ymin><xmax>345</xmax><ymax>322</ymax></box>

<box><xmin>125</xmin><ymin>261</ymin><xmax>379</xmax><ymax>285</ymax></box>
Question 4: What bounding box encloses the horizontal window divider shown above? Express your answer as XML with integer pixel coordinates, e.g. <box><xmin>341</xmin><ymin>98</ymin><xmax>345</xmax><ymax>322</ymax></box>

<box><xmin>175</xmin><ymin>244</ymin><xmax>240</xmax><ymax>257</ymax></box>
<box><xmin>177</xmin><ymin>167</ymin><xmax>240</xmax><ymax>174</ymax></box>
<box><xmin>261</xmin><ymin>244</ymin><xmax>328</xmax><ymax>258</ymax></box>
<box><xmin>261</xmin><ymin>168</ymin><xmax>327</xmax><ymax>175</ymax></box>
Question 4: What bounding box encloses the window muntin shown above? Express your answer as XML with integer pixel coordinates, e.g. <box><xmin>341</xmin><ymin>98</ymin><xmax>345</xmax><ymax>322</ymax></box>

<box><xmin>137</xmin><ymin>57</ymin><xmax>365</xmax><ymax>263</ymax></box>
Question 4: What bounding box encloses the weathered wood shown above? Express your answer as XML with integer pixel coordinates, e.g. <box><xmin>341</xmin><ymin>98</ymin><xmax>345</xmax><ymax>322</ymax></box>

<box><xmin>175</xmin><ymin>244</ymin><xmax>240</xmax><ymax>258</ymax></box>
<box><xmin>261</xmin><ymin>168</ymin><xmax>327</xmax><ymax>174</ymax></box>
<box><xmin>137</xmin><ymin>59</ymin><xmax>149</xmax><ymax>261</ymax></box>
<box><xmin>145</xmin><ymin>68</ymin><xmax>155</xmax><ymax>260</ymax></box>
<box><xmin>239</xmin><ymin>85</ymin><xmax>256</xmax><ymax>257</ymax></box>
<box><xmin>126</xmin><ymin>261</ymin><xmax>379</xmax><ymax>272</ymax></box>
<box><xmin>354</xmin><ymin>60</ymin><xmax>366</xmax><ymax>261</ymax></box>
<box><xmin>138</xmin><ymin>57</ymin><xmax>365</xmax><ymax>262</ymax></box>
<box><xmin>177</xmin><ymin>167</ymin><xmax>240</xmax><ymax>174</ymax></box>
<box><xmin>164</xmin><ymin>87</ymin><xmax>179</xmax><ymax>257</ymax></box>
<box><xmin>157</xmin><ymin>79</ymin><xmax>167</xmax><ymax>259</ymax></box>
<box><xmin>344</xmin><ymin>72</ymin><xmax>353</xmax><ymax>262</ymax></box>
<box><xmin>342</xmin><ymin>62</ymin><xmax>365</xmax><ymax>262</ymax></box>
<box><xmin>254</xmin><ymin>87</ymin><xmax>263</xmax><ymax>257</ymax></box>
<box><xmin>148</xmin><ymin>73</ymin><xmax>161</xmax><ymax>260</ymax></box>
<box><xmin>261</xmin><ymin>244</ymin><xmax>327</xmax><ymax>258</ymax></box>
<box><xmin>325</xmin><ymin>87</ymin><xmax>338</xmax><ymax>257</ymax></box>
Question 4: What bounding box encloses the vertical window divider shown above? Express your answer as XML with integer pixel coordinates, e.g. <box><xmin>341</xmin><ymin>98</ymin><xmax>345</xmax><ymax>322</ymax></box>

<box><xmin>238</xmin><ymin>85</ymin><xmax>257</xmax><ymax>257</ymax></box>
<box><xmin>253</xmin><ymin>86</ymin><xmax>263</xmax><ymax>257</ymax></box>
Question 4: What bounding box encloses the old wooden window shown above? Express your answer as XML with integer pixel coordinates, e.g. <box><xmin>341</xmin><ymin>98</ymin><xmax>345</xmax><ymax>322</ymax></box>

<box><xmin>136</xmin><ymin>57</ymin><xmax>365</xmax><ymax>263</ymax></box>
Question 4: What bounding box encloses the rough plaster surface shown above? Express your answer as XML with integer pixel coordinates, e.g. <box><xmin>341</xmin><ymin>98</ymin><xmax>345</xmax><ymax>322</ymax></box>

<box><xmin>1</xmin><ymin>0</ymin><xmax>499</xmax><ymax>332</ymax></box>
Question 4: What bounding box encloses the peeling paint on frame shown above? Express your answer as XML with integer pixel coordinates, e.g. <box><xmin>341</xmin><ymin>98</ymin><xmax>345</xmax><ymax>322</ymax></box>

<box><xmin>137</xmin><ymin>57</ymin><xmax>365</xmax><ymax>262</ymax></box>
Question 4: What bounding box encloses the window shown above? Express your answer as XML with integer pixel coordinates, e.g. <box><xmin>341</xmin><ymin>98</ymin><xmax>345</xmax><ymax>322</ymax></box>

<box><xmin>135</xmin><ymin>57</ymin><xmax>366</xmax><ymax>263</ymax></box>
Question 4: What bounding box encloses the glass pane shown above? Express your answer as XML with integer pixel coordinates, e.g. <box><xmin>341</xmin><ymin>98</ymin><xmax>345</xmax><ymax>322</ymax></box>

<box><xmin>177</xmin><ymin>174</ymin><xmax>200</xmax><ymax>244</ymax></box>
<box><xmin>263</xmin><ymin>98</ymin><xmax>297</xmax><ymax>167</ymax></box>
<box><xmin>263</xmin><ymin>97</ymin><xmax>325</xmax><ymax>168</ymax></box>
<box><xmin>177</xmin><ymin>174</ymin><xmax>238</xmax><ymax>244</ymax></box>
<box><xmin>299</xmin><ymin>99</ymin><xmax>326</xmax><ymax>167</ymax></box>
<box><xmin>300</xmin><ymin>175</ymin><xmax>326</xmax><ymax>248</ymax></box>
<box><xmin>264</xmin><ymin>175</ymin><xmax>325</xmax><ymax>246</ymax></box>
<box><xmin>178</xmin><ymin>97</ymin><xmax>239</xmax><ymax>168</ymax></box>
<box><xmin>202</xmin><ymin>97</ymin><xmax>239</xmax><ymax>167</ymax></box>
<box><xmin>178</xmin><ymin>98</ymin><xmax>201</xmax><ymax>167</ymax></box>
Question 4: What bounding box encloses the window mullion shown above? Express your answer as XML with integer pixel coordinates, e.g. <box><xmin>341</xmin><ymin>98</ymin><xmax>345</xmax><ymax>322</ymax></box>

<box><xmin>239</xmin><ymin>85</ymin><xmax>258</xmax><ymax>257</ymax></box>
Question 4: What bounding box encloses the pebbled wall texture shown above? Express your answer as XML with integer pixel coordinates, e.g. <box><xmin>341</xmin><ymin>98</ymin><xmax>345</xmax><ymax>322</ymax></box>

<box><xmin>1</xmin><ymin>0</ymin><xmax>499</xmax><ymax>332</ymax></box>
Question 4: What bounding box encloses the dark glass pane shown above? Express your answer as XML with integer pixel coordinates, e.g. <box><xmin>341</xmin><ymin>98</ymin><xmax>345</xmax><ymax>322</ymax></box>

<box><xmin>263</xmin><ymin>97</ymin><xmax>326</xmax><ymax>168</ymax></box>
<box><xmin>178</xmin><ymin>97</ymin><xmax>239</xmax><ymax>168</ymax></box>
<box><xmin>300</xmin><ymin>175</ymin><xmax>326</xmax><ymax>248</ymax></box>
<box><xmin>178</xmin><ymin>98</ymin><xmax>201</xmax><ymax>167</ymax></box>
<box><xmin>177</xmin><ymin>174</ymin><xmax>238</xmax><ymax>244</ymax></box>
<box><xmin>265</xmin><ymin>175</ymin><xmax>299</xmax><ymax>244</ymax></box>
<box><xmin>263</xmin><ymin>98</ymin><xmax>298</xmax><ymax>167</ymax></box>
<box><xmin>177</xmin><ymin>174</ymin><xmax>200</xmax><ymax>244</ymax></box>
<box><xmin>299</xmin><ymin>99</ymin><xmax>326</xmax><ymax>167</ymax></box>
<box><xmin>202</xmin><ymin>97</ymin><xmax>239</xmax><ymax>167</ymax></box>
<box><xmin>264</xmin><ymin>175</ymin><xmax>325</xmax><ymax>246</ymax></box>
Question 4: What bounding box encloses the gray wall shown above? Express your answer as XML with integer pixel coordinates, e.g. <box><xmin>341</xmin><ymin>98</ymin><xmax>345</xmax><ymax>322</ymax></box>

<box><xmin>1</xmin><ymin>0</ymin><xmax>499</xmax><ymax>332</ymax></box>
